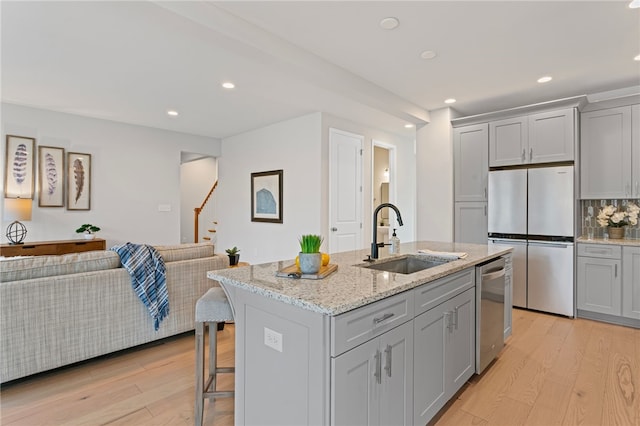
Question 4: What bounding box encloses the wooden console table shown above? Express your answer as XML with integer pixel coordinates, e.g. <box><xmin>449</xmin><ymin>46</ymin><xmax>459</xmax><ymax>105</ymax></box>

<box><xmin>0</xmin><ymin>238</ymin><xmax>106</xmax><ymax>257</ymax></box>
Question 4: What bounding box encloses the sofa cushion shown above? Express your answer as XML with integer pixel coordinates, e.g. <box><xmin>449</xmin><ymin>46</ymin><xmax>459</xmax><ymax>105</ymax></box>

<box><xmin>0</xmin><ymin>251</ymin><xmax>121</xmax><ymax>282</ymax></box>
<box><xmin>153</xmin><ymin>242</ymin><xmax>215</xmax><ymax>262</ymax></box>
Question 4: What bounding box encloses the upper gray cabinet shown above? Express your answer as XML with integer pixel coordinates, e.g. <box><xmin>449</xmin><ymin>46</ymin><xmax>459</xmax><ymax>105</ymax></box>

<box><xmin>454</xmin><ymin>123</ymin><xmax>488</xmax><ymax>202</ymax></box>
<box><xmin>580</xmin><ymin>105</ymin><xmax>639</xmax><ymax>199</ymax></box>
<box><xmin>489</xmin><ymin>108</ymin><xmax>575</xmax><ymax>167</ymax></box>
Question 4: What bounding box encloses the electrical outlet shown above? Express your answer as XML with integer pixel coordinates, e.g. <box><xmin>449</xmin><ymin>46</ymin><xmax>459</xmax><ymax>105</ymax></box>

<box><xmin>264</xmin><ymin>327</ymin><xmax>283</xmax><ymax>352</ymax></box>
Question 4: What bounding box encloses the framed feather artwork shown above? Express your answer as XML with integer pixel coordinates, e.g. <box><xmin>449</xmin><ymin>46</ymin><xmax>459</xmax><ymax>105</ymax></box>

<box><xmin>66</xmin><ymin>152</ymin><xmax>91</xmax><ymax>210</ymax></box>
<box><xmin>4</xmin><ymin>135</ymin><xmax>36</xmax><ymax>199</ymax></box>
<box><xmin>38</xmin><ymin>146</ymin><xmax>65</xmax><ymax>207</ymax></box>
<box><xmin>251</xmin><ymin>169</ymin><xmax>283</xmax><ymax>223</ymax></box>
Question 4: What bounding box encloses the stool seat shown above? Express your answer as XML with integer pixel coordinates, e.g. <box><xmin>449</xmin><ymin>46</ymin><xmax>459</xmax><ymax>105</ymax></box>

<box><xmin>196</xmin><ymin>287</ymin><xmax>234</xmax><ymax>323</ymax></box>
<box><xmin>195</xmin><ymin>286</ymin><xmax>235</xmax><ymax>426</ymax></box>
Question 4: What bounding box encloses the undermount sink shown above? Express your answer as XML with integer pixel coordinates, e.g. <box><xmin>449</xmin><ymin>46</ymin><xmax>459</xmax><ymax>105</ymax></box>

<box><xmin>359</xmin><ymin>255</ymin><xmax>451</xmax><ymax>274</ymax></box>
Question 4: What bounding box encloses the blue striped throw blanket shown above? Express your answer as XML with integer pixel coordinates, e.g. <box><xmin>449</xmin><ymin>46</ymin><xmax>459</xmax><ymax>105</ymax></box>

<box><xmin>111</xmin><ymin>243</ymin><xmax>169</xmax><ymax>331</ymax></box>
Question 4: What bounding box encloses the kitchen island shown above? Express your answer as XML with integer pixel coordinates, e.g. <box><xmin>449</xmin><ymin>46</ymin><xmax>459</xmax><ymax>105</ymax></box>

<box><xmin>208</xmin><ymin>241</ymin><xmax>512</xmax><ymax>426</ymax></box>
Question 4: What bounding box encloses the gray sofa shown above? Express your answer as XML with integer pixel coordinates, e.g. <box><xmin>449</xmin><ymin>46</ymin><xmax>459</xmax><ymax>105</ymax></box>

<box><xmin>0</xmin><ymin>242</ymin><xmax>229</xmax><ymax>383</ymax></box>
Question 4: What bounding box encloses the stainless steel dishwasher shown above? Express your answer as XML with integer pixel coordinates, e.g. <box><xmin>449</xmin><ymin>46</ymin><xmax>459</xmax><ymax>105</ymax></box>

<box><xmin>475</xmin><ymin>257</ymin><xmax>506</xmax><ymax>374</ymax></box>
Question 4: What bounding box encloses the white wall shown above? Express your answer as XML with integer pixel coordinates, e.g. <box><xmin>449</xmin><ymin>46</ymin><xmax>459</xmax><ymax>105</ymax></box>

<box><xmin>216</xmin><ymin>113</ymin><xmax>323</xmax><ymax>264</ymax></box>
<box><xmin>416</xmin><ymin>107</ymin><xmax>454</xmax><ymax>242</ymax></box>
<box><xmin>180</xmin><ymin>156</ymin><xmax>217</xmax><ymax>244</ymax></box>
<box><xmin>1</xmin><ymin>103</ymin><xmax>222</xmax><ymax>247</ymax></box>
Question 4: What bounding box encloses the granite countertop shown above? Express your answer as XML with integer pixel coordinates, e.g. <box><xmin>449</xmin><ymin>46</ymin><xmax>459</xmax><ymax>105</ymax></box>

<box><xmin>208</xmin><ymin>241</ymin><xmax>512</xmax><ymax>316</ymax></box>
<box><xmin>577</xmin><ymin>237</ymin><xmax>640</xmax><ymax>247</ymax></box>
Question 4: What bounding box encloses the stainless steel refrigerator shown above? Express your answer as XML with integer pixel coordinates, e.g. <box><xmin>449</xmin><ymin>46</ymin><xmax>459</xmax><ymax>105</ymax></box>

<box><xmin>488</xmin><ymin>165</ymin><xmax>574</xmax><ymax>317</ymax></box>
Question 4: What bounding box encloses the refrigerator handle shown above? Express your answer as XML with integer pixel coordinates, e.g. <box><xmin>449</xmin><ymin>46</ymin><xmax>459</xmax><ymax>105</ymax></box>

<box><xmin>528</xmin><ymin>241</ymin><xmax>571</xmax><ymax>249</ymax></box>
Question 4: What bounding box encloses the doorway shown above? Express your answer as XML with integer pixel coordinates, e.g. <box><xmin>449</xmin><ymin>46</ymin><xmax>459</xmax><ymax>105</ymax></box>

<box><xmin>372</xmin><ymin>140</ymin><xmax>396</xmax><ymax>245</ymax></box>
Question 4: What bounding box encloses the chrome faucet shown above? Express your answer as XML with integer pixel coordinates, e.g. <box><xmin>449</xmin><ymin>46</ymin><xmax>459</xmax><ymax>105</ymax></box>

<box><xmin>370</xmin><ymin>203</ymin><xmax>403</xmax><ymax>259</ymax></box>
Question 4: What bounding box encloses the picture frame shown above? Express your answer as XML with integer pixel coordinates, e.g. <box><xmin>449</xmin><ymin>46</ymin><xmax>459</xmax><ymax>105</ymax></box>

<box><xmin>66</xmin><ymin>152</ymin><xmax>91</xmax><ymax>210</ymax></box>
<box><xmin>251</xmin><ymin>169</ymin><xmax>283</xmax><ymax>223</ymax></box>
<box><xmin>38</xmin><ymin>146</ymin><xmax>65</xmax><ymax>207</ymax></box>
<box><xmin>4</xmin><ymin>135</ymin><xmax>36</xmax><ymax>199</ymax></box>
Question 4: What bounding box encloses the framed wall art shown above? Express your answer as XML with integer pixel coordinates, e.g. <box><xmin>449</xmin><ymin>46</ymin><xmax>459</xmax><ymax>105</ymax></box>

<box><xmin>4</xmin><ymin>135</ymin><xmax>36</xmax><ymax>199</ymax></box>
<box><xmin>38</xmin><ymin>146</ymin><xmax>65</xmax><ymax>207</ymax></box>
<box><xmin>251</xmin><ymin>169</ymin><xmax>283</xmax><ymax>223</ymax></box>
<box><xmin>67</xmin><ymin>152</ymin><xmax>91</xmax><ymax>210</ymax></box>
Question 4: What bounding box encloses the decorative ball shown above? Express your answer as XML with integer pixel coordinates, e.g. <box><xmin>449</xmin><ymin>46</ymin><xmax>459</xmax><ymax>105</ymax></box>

<box><xmin>6</xmin><ymin>221</ymin><xmax>27</xmax><ymax>244</ymax></box>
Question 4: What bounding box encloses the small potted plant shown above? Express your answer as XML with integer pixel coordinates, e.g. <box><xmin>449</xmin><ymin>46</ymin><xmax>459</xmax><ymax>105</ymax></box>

<box><xmin>76</xmin><ymin>224</ymin><xmax>101</xmax><ymax>240</ymax></box>
<box><xmin>225</xmin><ymin>246</ymin><xmax>241</xmax><ymax>266</ymax></box>
<box><xmin>298</xmin><ymin>234</ymin><xmax>323</xmax><ymax>274</ymax></box>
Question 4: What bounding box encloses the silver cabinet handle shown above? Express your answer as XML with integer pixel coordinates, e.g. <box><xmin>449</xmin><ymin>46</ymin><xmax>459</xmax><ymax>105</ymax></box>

<box><xmin>484</xmin><ymin>187</ymin><xmax>487</xmax><ymax>199</ymax></box>
<box><xmin>373</xmin><ymin>312</ymin><xmax>394</xmax><ymax>324</ymax></box>
<box><xmin>521</xmin><ymin>148</ymin><xmax>526</xmax><ymax>162</ymax></box>
<box><xmin>444</xmin><ymin>311</ymin><xmax>453</xmax><ymax>333</ymax></box>
<box><xmin>636</xmin><ymin>181</ymin><xmax>639</xmax><ymax>197</ymax></box>
<box><xmin>484</xmin><ymin>205</ymin><xmax>487</xmax><ymax>216</ymax></box>
<box><xmin>453</xmin><ymin>307</ymin><xmax>459</xmax><ymax>330</ymax></box>
<box><xmin>374</xmin><ymin>349</ymin><xmax>382</xmax><ymax>384</ymax></box>
<box><xmin>529</xmin><ymin>147</ymin><xmax>533</xmax><ymax>161</ymax></box>
<box><xmin>384</xmin><ymin>344</ymin><xmax>392</xmax><ymax>378</ymax></box>
<box><xmin>615</xmin><ymin>264</ymin><xmax>618</xmax><ymax>278</ymax></box>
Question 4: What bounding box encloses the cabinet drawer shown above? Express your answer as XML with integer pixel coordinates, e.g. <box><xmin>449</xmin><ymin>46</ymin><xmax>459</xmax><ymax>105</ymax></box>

<box><xmin>577</xmin><ymin>243</ymin><xmax>621</xmax><ymax>259</ymax></box>
<box><xmin>331</xmin><ymin>290</ymin><xmax>413</xmax><ymax>357</ymax></box>
<box><xmin>56</xmin><ymin>241</ymin><xmax>105</xmax><ymax>254</ymax></box>
<box><xmin>414</xmin><ymin>268</ymin><xmax>475</xmax><ymax>316</ymax></box>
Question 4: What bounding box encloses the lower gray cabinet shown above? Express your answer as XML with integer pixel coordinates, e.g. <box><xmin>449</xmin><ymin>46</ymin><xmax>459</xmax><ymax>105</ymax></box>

<box><xmin>332</xmin><ymin>320</ymin><xmax>414</xmax><ymax>426</ymax></box>
<box><xmin>413</xmin><ymin>288</ymin><xmax>475</xmax><ymax>425</ymax></box>
<box><xmin>577</xmin><ymin>244</ymin><xmax>622</xmax><ymax>316</ymax></box>
<box><xmin>622</xmin><ymin>246</ymin><xmax>640</xmax><ymax>320</ymax></box>
<box><xmin>454</xmin><ymin>202</ymin><xmax>487</xmax><ymax>244</ymax></box>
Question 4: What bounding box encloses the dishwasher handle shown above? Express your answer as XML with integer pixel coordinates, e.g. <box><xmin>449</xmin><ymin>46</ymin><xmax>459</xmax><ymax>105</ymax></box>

<box><xmin>482</xmin><ymin>268</ymin><xmax>505</xmax><ymax>281</ymax></box>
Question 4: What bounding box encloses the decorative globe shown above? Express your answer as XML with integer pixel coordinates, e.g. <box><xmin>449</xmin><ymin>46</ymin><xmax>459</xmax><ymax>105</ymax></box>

<box><xmin>6</xmin><ymin>221</ymin><xmax>27</xmax><ymax>244</ymax></box>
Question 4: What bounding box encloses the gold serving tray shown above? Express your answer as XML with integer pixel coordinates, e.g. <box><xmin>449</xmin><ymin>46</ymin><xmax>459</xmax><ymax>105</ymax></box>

<box><xmin>276</xmin><ymin>263</ymin><xmax>338</xmax><ymax>280</ymax></box>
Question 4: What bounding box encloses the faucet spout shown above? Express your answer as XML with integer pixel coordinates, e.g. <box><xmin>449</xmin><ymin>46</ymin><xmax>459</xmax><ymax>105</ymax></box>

<box><xmin>371</xmin><ymin>203</ymin><xmax>403</xmax><ymax>259</ymax></box>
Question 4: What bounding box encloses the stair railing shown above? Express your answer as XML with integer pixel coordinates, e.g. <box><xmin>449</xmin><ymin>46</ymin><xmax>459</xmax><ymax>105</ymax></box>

<box><xmin>194</xmin><ymin>180</ymin><xmax>218</xmax><ymax>243</ymax></box>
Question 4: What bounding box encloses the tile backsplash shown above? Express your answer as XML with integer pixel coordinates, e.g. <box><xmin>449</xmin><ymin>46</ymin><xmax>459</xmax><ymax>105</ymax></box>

<box><xmin>580</xmin><ymin>199</ymin><xmax>640</xmax><ymax>240</ymax></box>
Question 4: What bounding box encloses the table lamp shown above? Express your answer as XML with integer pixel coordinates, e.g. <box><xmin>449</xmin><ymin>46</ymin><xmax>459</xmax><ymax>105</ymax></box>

<box><xmin>4</xmin><ymin>198</ymin><xmax>32</xmax><ymax>244</ymax></box>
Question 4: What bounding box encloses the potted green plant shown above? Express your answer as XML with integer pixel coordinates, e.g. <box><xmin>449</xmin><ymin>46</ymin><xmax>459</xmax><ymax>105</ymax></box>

<box><xmin>76</xmin><ymin>224</ymin><xmax>101</xmax><ymax>240</ymax></box>
<box><xmin>225</xmin><ymin>246</ymin><xmax>241</xmax><ymax>266</ymax></box>
<box><xmin>298</xmin><ymin>234</ymin><xmax>323</xmax><ymax>274</ymax></box>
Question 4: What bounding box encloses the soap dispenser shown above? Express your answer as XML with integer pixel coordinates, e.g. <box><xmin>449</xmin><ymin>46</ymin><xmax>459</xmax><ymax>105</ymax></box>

<box><xmin>390</xmin><ymin>228</ymin><xmax>400</xmax><ymax>254</ymax></box>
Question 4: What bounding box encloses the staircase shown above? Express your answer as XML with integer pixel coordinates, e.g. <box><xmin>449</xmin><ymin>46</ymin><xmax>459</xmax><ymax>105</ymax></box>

<box><xmin>194</xmin><ymin>180</ymin><xmax>218</xmax><ymax>243</ymax></box>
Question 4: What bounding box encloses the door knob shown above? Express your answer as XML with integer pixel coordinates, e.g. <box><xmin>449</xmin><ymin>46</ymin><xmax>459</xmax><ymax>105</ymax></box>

<box><xmin>331</xmin><ymin>227</ymin><xmax>338</xmax><ymax>232</ymax></box>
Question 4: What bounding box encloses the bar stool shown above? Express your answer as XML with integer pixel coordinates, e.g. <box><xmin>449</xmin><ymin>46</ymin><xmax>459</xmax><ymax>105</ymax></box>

<box><xmin>195</xmin><ymin>286</ymin><xmax>235</xmax><ymax>426</ymax></box>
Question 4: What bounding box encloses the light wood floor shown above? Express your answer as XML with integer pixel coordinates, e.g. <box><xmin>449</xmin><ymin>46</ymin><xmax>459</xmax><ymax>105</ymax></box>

<box><xmin>1</xmin><ymin>309</ymin><xmax>638</xmax><ymax>426</ymax></box>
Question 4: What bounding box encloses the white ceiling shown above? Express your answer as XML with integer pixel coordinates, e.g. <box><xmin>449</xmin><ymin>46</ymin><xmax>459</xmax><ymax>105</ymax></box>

<box><xmin>2</xmin><ymin>1</ymin><xmax>639</xmax><ymax>140</ymax></box>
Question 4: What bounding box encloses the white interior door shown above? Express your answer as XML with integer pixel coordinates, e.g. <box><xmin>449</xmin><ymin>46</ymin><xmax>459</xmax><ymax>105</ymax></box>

<box><xmin>329</xmin><ymin>128</ymin><xmax>363</xmax><ymax>253</ymax></box>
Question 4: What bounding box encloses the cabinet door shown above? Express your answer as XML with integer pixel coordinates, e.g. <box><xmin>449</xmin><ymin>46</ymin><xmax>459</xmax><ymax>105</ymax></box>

<box><xmin>413</xmin><ymin>304</ymin><xmax>447</xmax><ymax>426</ymax></box>
<box><xmin>489</xmin><ymin>116</ymin><xmax>528</xmax><ymax>167</ymax></box>
<box><xmin>632</xmin><ymin>104</ymin><xmax>640</xmax><ymax>197</ymax></box>
<box><xmin>580</xmin><ymin>106</ymin><xmax>632</xmax><ymax>199</ymax></box>
<box><xmin>379</xmin><ymin>321</ymin><xmax>413</xmax><ymax>426</ymax></box>
<box><xmin>332</xmin><ymin>338</ymin><xmax>380</xmax><ymax>426</ymax></box>
<box><xmin>446</xmin><ymin>288</ymin><xmax>476</xmax><ymax>398</ymax></box>
<box><xmin>454</xmin><ymin>123</ymin><xmax>488</xmax><ymax>202</ymax></box>
<box><xmin>622</xmin><ymin>247</ymin><xmax>640</xmax><ymax>320</ymax></box>
<box><xmin>454</xmin><ymin>202</ymin><xmax>487</xmax><ymax>244</ymax></box>
<box><xmin>577</xmin><ymin>256</ymin><xmax>621</xmax><ymax>316</ymax></box>
<box><xmin>504</xmin><ymin>261</ymin><xmax>513</xmax><ymax>340</ymax></box>
<box><xmin>528</xmin><ymin>108</ymin><xmax>575</xmax><ymax>163</ymax></box>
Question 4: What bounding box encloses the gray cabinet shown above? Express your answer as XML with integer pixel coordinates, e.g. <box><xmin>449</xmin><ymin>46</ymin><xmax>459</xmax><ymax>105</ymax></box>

<box><xmin>454</xmin><ymin>123</ymin><xmax>488</xmax><ymax>202</ymax></box>
<box><xmin>622</xmin><ymin>246</ymin><xmax>640</xmax><ymax>320</ymax></box>
<box><xmin>332</xmin><ymin>320</ymin><xmax>414</xmax><ymax>426</ymax></box>
<box><xmin>454</xmin><ymin>202</ymin><xmax>487</xmax><ymax>244</ymax></box>
<box><xmin>580</xmin><ymin>105</ymin><xmax>637</xmax><ymax>198</ymax></box>
<box><xmin>489</xmin><ymin>109</ymin><xmax>574</xmax><ymax>167</ymax></box>
<box><xmin>413</xmin><ymin>287</ymin><xmax>475</xmax><ymax>426</ymax></box>
<box><xmin>577</xmin><ymin>244</ymin><xmax>622</xmax><ymax>316</ymax></box>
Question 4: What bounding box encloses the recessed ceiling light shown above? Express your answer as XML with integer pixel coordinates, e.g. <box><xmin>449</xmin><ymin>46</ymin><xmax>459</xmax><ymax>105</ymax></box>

<box><xmin>404</xmin><ymin>124</ymin><xmax>414</xmax><ymax>129</ymax></box>
<box><xmin>222</xmin><ymin>82</ymin><xmax>235</xmax><ymax>89</ymax></box>
<box><xmin>537</xmin><ymin>76</ymin><xmax>553</xmax><ymax>83</ymax></box>
<box><xmin>420</xmin><ymin>50</ymin><xmax>437</xmax><ymax>60</ymax></box>
<box><xmin>629</xmin><ymin>0</ymin><xmax>640</xmax><ymax>8</ymax></box>
<box><xmin>380</xmin><ymin>17</ymin><xmax>399</xmax><ymax>30</ymax></box>
<box><xmin>444</xmin><ymin>98</ymin><xmax>457</xmax><ymax>104</ymax></box>
<box><xmin>634</xmin><ymin>54</ymin><xmax>640</xmax><ymax>61</ymax></box>
<box><xmin>167</xmin><ymin>110</ymin><xmax>179</xmax><ymax>116</ymax></box>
